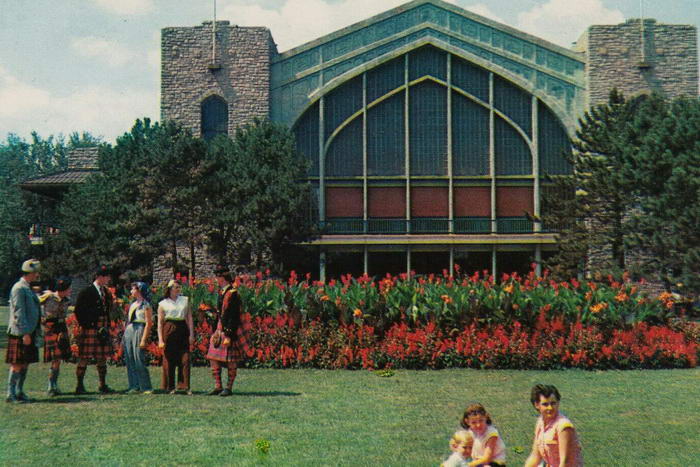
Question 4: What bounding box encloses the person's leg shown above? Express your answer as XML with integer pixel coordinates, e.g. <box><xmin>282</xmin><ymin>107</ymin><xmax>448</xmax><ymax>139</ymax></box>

<box><xmin>220</xmin><ymin>362</ymin><xmax>237</xmax><ymax>397</ymax></box>
<box><xmin>16</xmin><ymin>363</ymin><xmax>30</xmax><ymax>401</ymax></box>
<box><xmin>181</xmin><ymin>352</ymin><xmax>191</xmax><ymax>393</ymax></box>
<box><xmin>6</xmin><ymin>364</ymin><xmax>23</xmax><ymax>402</ymax></box>
<box><xmin>76</xmin><ymin>358</ymin><xmax>88</xmax><ymax>393</ymax></box>
<box><xmin>48</xmin><ymin>360</ymin><xmax>61</xmax><ymax>394</ymax></box>
<box><xmin>97</xmin><ymin>360</ymin><xmax>111</xmax><ymax>393</ymax></box>
<box><xmin>133</xmin><ymin>327</ymin><xmax>152</xmax><ymax>392</ymax></box>
<box><xmin>123</xmin><ymin>326</ymin><xmax>139</xmax><ymax>391</ymax></box>
<box><xmin>208</xmin><ymin>360</ymin><xmax>222</xmax><ymax>395</ymax></box>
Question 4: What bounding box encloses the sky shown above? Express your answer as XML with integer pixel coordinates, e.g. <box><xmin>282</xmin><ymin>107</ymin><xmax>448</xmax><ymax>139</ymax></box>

<box><xmin>1</xmin><ymin>0</ymin><xmax>698</xmax><ymax>143</ymax></box>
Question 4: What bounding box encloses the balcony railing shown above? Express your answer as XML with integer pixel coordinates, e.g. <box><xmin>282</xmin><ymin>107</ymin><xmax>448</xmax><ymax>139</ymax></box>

<box><xmin>320</xmin><ymin>217</ymin><xmax>556</xmax><ymax>235</ymax></box>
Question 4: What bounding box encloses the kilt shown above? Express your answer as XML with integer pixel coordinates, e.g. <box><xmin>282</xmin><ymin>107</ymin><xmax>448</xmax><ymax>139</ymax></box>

<box><xmin>44</xmin><ymin>321</ymin><xmax>72</xmax><ymax>362</ymax></box>
<box><xmin>206</xmin><ymin>320</ymin><xmax>244</xmax><ymax>363</ymax></box>
<box><xmin>5</xmin><ymin>335</ymin><xmax>39</xmax><ymax>364</ymax></box>
<box><xmin>76</xmin><ymin>316</ymin><xmax>113</xmax><ymax>361</ymax></box>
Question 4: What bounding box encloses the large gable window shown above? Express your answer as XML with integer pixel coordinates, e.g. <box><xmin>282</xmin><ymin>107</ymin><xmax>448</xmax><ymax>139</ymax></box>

<box><xmin>201</xmin><ymin>95</ymin><xmax>228</xmax><ymax>139</ymax></box>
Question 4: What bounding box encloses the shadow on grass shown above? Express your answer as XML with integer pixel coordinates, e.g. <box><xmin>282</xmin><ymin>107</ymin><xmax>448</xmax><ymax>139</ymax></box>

<box><xmin>29</xmin><ymin>396</ymin><xmax>94</xmax><ymax>404</ymax></box>
<box><xmin>234</xmin><ymin>391</ymin><xmax>301</xmax><ymax>397</ymax></box>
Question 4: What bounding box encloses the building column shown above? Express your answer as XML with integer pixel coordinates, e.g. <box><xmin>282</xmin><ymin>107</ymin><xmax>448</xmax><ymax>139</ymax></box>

<box><xmin>447</xmin><ymin>54</ymin><xmax>454</xmax><ymax>233</ymax></box>
<box><xmin>449</xmin><ymin>246</ymin><xmax>454</xmax><ymax>276</ymax></box>
<box><xmin>491</xmin><ymin>245</ymin><xmax>497</xmax><ymax>278</ymax></box>
<box><xmin>532</xmin><ymin>95</ymin><xmax>541</xmax><ymax>233</ymax></box>
<box><xmin>406</xmin><ymin>246</ymin><xmax>412</xmax><ymax>276</ymax></box>
<box><xmin>318</xmin><ymin>97</ymin><xmax>325</xmax><ymax>224</ymax></box>
<box><xmin>404</xmin><ymin>54</ymin><xmax>411</xmax><ymax>234</ymax></box>
<box><xmin>362</xmin><ymin>73</ymin><xmax>368</xmax><ymax>234</ymax></box>
<box><xmin>535</xmin><ymin>245</ymin><xmax>542</xmax><ymax>277</ymax></box>
<box><xmin>489</xmin><ymin>72</ymin><xmax>496</xmax><ymax>234</ymax></box>
<box><xmin>363</xmin><ymin>246</ymin><xmax>368</xmax><ymax>276</ymax></box>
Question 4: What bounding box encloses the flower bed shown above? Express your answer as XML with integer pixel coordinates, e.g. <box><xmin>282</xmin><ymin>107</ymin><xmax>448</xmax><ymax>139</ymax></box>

<box><xmin>65</xmin><ymin>268</ymin><xmax>698</xmax><ymax>370</ymax></box>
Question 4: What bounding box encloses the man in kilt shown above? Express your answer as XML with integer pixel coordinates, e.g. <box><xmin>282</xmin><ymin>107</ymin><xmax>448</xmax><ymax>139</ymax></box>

<box><xmin>74</xmin><ymin>265</ymin><xmax>114</xmax><ymax>394</ymax></box>
<box><xmin>6</xmin><ymin>259</ymin><xmax>42</xmax><ymax>403</ymax></box>
<box><xmin>40</xmin><ymin>277</ymin><xmax>73</xmax><ymax>396</ymax></box>
<box><xmin>206</xmin><ymin>265</ymin><xmax>244</xmax><ymax>397</ymax></box>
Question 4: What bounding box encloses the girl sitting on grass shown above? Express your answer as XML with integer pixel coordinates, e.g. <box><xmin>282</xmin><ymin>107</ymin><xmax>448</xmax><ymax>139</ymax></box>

<box><xmin>525</xmin><ymin>384</ymin><xmax>582</xmax><ymax>467</ymax></box>
<box><xmin>446</xmin><ymin>403</ymin><xmax>506</xmax><ymax>467</ymax></box>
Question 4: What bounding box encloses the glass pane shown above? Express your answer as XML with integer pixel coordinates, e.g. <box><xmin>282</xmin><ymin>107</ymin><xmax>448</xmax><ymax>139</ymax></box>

<box><xmin>494</xmin><ymin>76</ymin><xmax>532</xmax><ymax>138</ymax></box>
<box><xmin>495</xmin><ymin>117</ymin><xmax>531</xmax><ymax>175</ymax></box>
<box><xmin>324</xmin><ymin>75</ymin><xmax>363</xmax><ymax>140</ymax></box>
<box><xmin>451</xmin><ymin>56</ymin><xmax>489</xmax><ymax>102</ymax></box>
<box><xmin>326</xmin><ymin>117</ymin><xmax>363</xmax><ymax>177</ymax></box>
<box><xmin>201</xmin><ymin>96</ymin><xmax>228</xmax><ymax>139</ymax></box>
<box><xmin>293</xmin><ymin>102</ymin><xmax>320</xmax><ymax>177</ymax></box>
<box><xmin>538</xmin><ymin>101</ymin><xmax>572</xmax><ymax>175</ymax></box>
<box><xmin>452</xmin><ymin>93</ymin><xmax>489</xmax><ymax>176</ymax></box>
<box><xmin>367</xmin><ymin>92</ymin><xmax>405</xmax><ymax>176</ymax></box>
<box><xmin>367</xmin><ymin>56</ymin><xmax>405</xmax><ymax>103</ymax></box>
<box><xmin>409</xmin><ymin>81</ymin><xmax>447</xmax><ymax>176</ymax></box>
<box><xmin>409</xmin><ymin>45</ymin><xmax>447</xmax><ymax>81</ymax></box>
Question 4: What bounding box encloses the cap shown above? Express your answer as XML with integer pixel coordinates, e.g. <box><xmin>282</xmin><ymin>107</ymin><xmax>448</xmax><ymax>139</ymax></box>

<box><xmin>55</xmin><ymin>277</ymin><xmax>72</xmax><ymax>292</ymax></box>
<box><xmin>21</xmin><ymin>259</ymin><xmax>41</xmax><ymax>273</ymax></box>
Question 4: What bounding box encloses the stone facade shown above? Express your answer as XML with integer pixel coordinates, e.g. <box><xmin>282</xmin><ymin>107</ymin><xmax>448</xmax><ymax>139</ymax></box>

<box><xmin>161</xmin><ymin>21</ymin><xmax>277</xmax><ymax>135</ymax></box>
<box><xmin>583</xmin><ymin>19</ymin><xmax>698</xmax><ymax>106</ymax></box>
<box><xmin>152</xmin><ymin>243</ymin><xmax>219</xmax><ymax>287</ymax></box>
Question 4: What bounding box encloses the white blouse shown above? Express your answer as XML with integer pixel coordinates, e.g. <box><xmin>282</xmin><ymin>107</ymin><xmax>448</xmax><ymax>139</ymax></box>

<box><xmin>159</xmin><ymin>295</ymin><xmax>188</xmax><ymax>321</ymax></box>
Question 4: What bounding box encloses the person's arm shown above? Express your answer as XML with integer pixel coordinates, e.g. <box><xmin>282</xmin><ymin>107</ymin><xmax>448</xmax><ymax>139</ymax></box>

<box><xmin>186</xmin><ymin>300</ymin><xmax>194</xmax><ymax>346</ymax></box>
<box><xmin>140</xmin><ymin>306</ymin><xmax>153</xmax><ymax>348</ymax></box>
<box><xmin>468</xmin><ymin>435</ymin><xmax>497</xmax><ymax>467</ymax></box>
<box><xmin>558</xmin><ymin>426</ymin><xmax>576</xmax><ymax>467</ymax></box>
<box><xmin>524</xmin><ymin>427</ymin><xmax>542</xmax><ymax>467</ymax></box>
<box><xmin>157</xmin><ymin>305</ymin><xmax>165</xmax><ymax>348</ymax></box>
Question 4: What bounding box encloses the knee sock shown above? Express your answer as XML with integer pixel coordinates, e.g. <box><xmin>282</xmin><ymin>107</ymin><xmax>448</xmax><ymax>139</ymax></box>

<box><xmin>211</xmin><ymin>366</ymin><xmax>222</xmax><ymax>389</ymax></box>
<box><xmin>97</xmin><ymin>365</ymin><xmax>107</xmax><ymax>387</ymax></box>
<box><xmin>17</xmin><ymin>368</ymin><xmax>27</xmax><ymax>394</ymax></box>
<box><xmin>7</xmin><ymin>370</ymin><xmax>20</xmax><ymax>398</ymax></box>
<box><xmin>226</xmin><ymin>366</ymin><xmax>237</xmax><ymax>389</ymax></box>
<box><xmin>76</xmin><ymin>366</ymin><xmax>86</xmax><ymax>387</ymax></box>
<box><xmin>48</xmin><ymin>367</ymin><xmax>59</xmax><ymax>390</ymax></box>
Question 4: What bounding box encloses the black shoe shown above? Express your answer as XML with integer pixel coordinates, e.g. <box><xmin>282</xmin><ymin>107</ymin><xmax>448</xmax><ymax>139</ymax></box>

<box><xmin>15</xmin><ymin>392</ymin><xmax>31</xmax><ymax>403</ymax></box>
<box><xmin>47</xmin><ymin>388</ymin><xmax>59</xmax><ymax>397</ymax></box>
<box><xmin>75</xmin><ymin>384</ymin><xmax>87</xmax><ymax>395</ymax></box>
<box><xmin>219</xmin><ymin>388</ymin><xmax>232</xmax><ymax>397</ymax></box>
<box><xmin>208</xmin><ymin>387</ymin><xmax>223</xmax><ymax>396</ymax></box>
<box><xmin>5</xmin><ymin>395</ymin><xmax>17</xmax><ymax>403</ymax></box>
<box><xmin>98</xmin><ymin>385</ymin><xmax>115</xmax><ymax>394</ymax></box>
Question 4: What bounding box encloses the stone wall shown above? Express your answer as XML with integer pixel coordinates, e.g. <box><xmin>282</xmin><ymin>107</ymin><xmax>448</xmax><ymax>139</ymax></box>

<box><xmin>585</xmin><ymin>19</ymin><xmax>698</xmax><ymax>106</ymax></box>
<box><xmin>152</xmin><ymin>243</ymin><xmax>219</xmax><ymax>287</ymax></box>
<box><xmin>161</xmin><ymin>21</ymin><xmax>277</xmax><ymax>135</ymax></box>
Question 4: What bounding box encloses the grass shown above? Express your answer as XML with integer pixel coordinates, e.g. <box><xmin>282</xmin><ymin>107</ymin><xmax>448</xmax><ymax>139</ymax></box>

<box><xmin>1</xmin><ymin>307</ymin><xmax>699</xmax><ymax>466</ymax></box>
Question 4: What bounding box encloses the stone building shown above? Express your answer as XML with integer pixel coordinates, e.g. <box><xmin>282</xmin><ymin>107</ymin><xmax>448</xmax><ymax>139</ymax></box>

<box><xmin>21</xmin><ymin>0</ymin><xmax>698</xmax><ymax>282</ymax></box>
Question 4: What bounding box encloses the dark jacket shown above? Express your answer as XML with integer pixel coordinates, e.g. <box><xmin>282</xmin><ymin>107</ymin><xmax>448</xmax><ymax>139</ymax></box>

<box><xmin>74</xmin><ymin>284</ymin><xmax>112</xmax><ymax>329</ymax></box>
<box><xmin>219</xmin><ymin>285</ymin><xmax>241</xmax><ymax>338</ymax></box>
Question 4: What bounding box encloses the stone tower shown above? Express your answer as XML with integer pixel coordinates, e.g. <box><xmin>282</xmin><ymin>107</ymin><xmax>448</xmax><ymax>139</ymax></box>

<box><xmin>580</xmin><ymin>19</ymin><xmax>698</xmax><ymax>106</ymax></box>
<box><xmin>160</xmin><ymin>21</ymin><xmax>277</xmax><ymax>135</ymax></box>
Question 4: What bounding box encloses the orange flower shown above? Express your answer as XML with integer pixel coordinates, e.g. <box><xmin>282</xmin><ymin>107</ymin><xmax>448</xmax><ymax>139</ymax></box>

<box><xmin>320</xmin><ymin>295</ymin><xmax>330</xmax><ymax>301</ymax></box>
<box><xmin>440</xmin><ymin>294</ymin><xmax>453</xmax><ymax>304</ymax></box>
<box><xmin>198</xmin><ymin>303</ymin><xmax>210</xmax><ymax>311</ymax></box>
<box><xmin>353</xmin><ymin>309</ymin><xmax>362</xmax><ymax>318</ymax></box>
<box><xmin>512</xmin><ymin>303</ymin><xmax>520</xmax><ymax>310</ymax></box>
<box><xmin>615</xmin><ymin>292</ymin><xmax>628</xmax><ymax>303</ymax></box>
<box><xmin>589</xmin><ymin>302</ymin><xmax>609</xmax><ymax>314</ymax></box>
<box><xmin>503</xmin><ymin>283</ymin><xmax>514</xmax><ymax>294</ymax></box>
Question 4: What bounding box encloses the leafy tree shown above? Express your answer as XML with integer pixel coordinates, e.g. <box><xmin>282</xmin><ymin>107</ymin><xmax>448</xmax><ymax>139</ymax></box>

<box><xmin>206</xmin><ymin>119</ymin><xmax>316</xmax><ymax>273</ymax></box>
<box><xmin>544</xmin><ymin>90</ymin><xmax>638</xmax><ymax>279</ymax></box>
<box><xmin>622</xmin><ymin>96</ymin><xmax>700</xmax><ymax>294</ymax></box>
<box><xmin>0</xmin><ymin>132</ymin><xmax>98</xmax><ymax>295</ymax></box>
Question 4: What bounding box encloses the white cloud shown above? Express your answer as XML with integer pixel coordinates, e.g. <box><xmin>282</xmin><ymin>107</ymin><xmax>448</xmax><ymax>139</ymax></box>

<box><xmin>463</xmin><ymin>3</ymin><xmax>506</xmax><ymax>25</ymax></box>
<box><xmin>92</xmin><ymin>0</ymin><xmax>155</xmax><ymax>16</ymax></box>
<box><xmin>71</xmin><ymin>36</ymin><xmax>140</xmax><ymax>68</ymax></box>
<box><xmin>0</xmin><ymin>67</ymin><xmax>157</xmax><ymax>142</ymax></box>
<box><xmin>517</xmin><ymin>0</ymin><xmax>625</xmax><ymax>46</ymax></box>
<box><xmin>220</xmin><ymin>0</ymin><xmax>471</xmax><ymax>51</ymax></box>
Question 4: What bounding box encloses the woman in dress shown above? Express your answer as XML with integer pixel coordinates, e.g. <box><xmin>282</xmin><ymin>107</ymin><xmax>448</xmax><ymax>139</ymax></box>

<box><xmin>123</xmin><ymin>281</ymin><xmax>153</xmax><ymax>394</ymax></box>
<box><xmin>41</xmin><ymin>277</ymin><xmax>73</xmax><ymax>396</ymax></box>
<box><xmin>157</xmin><ymin>280</ymin><xmax>193</xmax><ymax>394</ymax></box>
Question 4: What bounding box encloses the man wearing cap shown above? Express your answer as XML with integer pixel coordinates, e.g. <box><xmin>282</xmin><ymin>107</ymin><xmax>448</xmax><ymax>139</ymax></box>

<box><xmin>73</xmin><ymin>265</ymin><xmax>114</xmax><ymax>394</ymax></box>
<box><xmin>206</xmin><ymin>265</ymin><xmax>244</xmax><ymax>396</ymax></box>
<box><xmin>5</xmin><ymin>259</ymin><xmax>42</xmax><ymax>403</ymax></box>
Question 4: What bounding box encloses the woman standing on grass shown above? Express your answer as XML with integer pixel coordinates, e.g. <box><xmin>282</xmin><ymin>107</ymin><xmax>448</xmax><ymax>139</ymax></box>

<box><xmin>525</xmin><ymin>384</ymin><xmax>583</xmax><ymax>467</ymax></box>
<box><xmin>41</xmin><ymin>277</ymin><xmax>73</xmax><ymax>396</ymax></box>
<box><xmin>123</xmin><ymin>282</ymin><xmax>153</xmax><ymax>394</ymax></box>
<box><xmin>157</xmin><ymin>280</ymin><xmax>193</xmax><ymax>394</ymax></box>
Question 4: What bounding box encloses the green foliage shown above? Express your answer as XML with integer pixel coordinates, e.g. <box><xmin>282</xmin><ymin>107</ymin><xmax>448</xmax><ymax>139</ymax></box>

<box><xmin>621</xmin><ymin>97</ymin><xmax>700</xmax><ymax>294</ymax></box>
<box><xmin>205</xmin><ymin>118</ymin><xmax>316</xmax><ymax>272</ymax></box>
<box><xmin>0</xmin><ymin>132</ymin><xmax>98</xmax><ymax>294</ymax></box>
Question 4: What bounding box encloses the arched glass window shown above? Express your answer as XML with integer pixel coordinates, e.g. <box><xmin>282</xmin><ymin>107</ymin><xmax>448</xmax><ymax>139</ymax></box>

<box><xmin>538</xmin><ymin>101</ymin><xmax>572</xmax><ymax>175</ymax></box>
<box><xmin>201</xmin><ymin>95</ymin><xmax>228</xmax><ymax>139</ymax></box>
<box><xmin>294</xmin><ymin>101</ymin><xmax>320</xmax><ymax>177</ymax></box>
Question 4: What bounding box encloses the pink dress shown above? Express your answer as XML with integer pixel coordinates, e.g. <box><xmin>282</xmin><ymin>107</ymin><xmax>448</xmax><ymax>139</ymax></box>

<box><xmin>534</xmin><ymin>413</ymin><xmax>583</xmax><ymax>466</ymax></box>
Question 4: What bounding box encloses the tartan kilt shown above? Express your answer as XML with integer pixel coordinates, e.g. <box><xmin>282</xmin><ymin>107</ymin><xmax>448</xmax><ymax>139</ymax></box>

<box><xmin>206</xmin><ymin>321</ymin><xmax>245</xmax><ymax>363</ymax></box>
<box><xmin>76</xmin><ymin>316</ymin><xmax>113</xmax><ymax>361</ymax></box>
<box><xmin>44</xmin><ymin>322</ymin><xmax>72</xmax><ymax>362</ymax></box>
<box><xmin>5</xmin><ymin>335</ymin><xmax>39</xmax><ymax>364</ymax></box>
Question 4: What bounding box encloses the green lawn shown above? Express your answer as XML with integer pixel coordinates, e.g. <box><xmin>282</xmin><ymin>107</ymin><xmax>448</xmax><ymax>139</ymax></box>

<box><xmin>1</xmin><ymin>307</ymin><xmax>699</xmax><ymax>466</ymax></box>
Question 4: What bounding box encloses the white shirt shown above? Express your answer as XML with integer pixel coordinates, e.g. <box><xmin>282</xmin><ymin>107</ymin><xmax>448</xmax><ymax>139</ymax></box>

<box><xmin>159</xmin><ymin>295</ymin><xmax>188</xmax><ymax>320</ymax></box>
<box><xmin>470</xmin><ymin>425</ymin><xmax>506</xmax><ymax>464</ymax></box>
